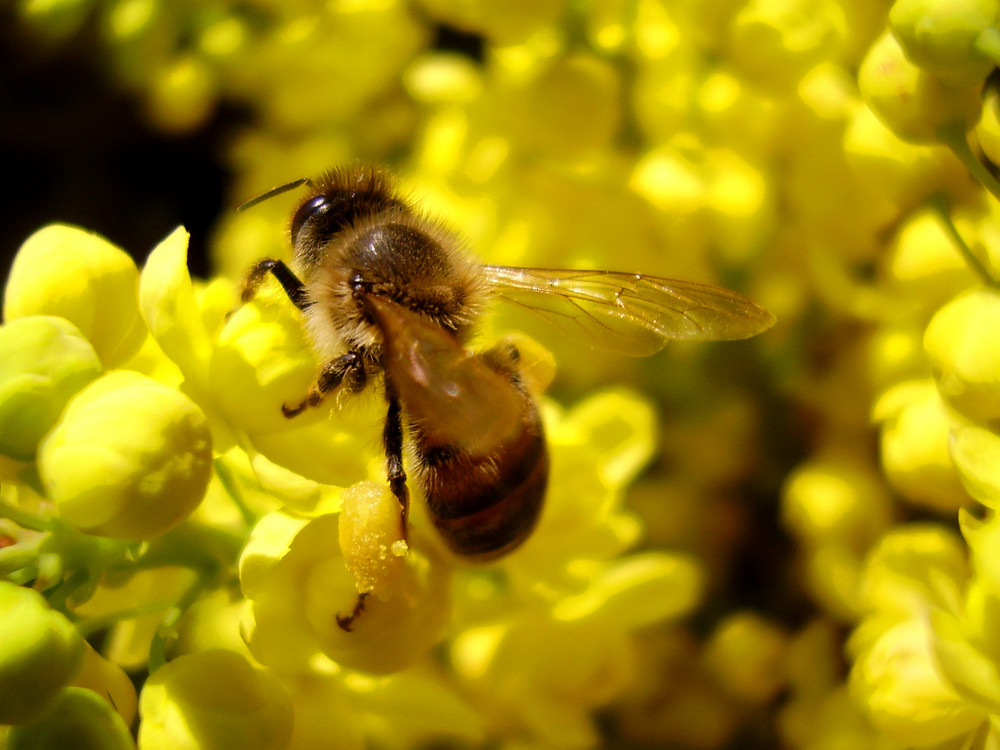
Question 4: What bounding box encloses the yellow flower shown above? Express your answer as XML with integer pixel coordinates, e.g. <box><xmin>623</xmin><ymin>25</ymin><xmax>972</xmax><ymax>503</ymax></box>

<box><xmin>239</xmin><ymin>508</ymin><xmax>450</xmax><ymax>675</ymax></box>
<box><xmin>138</xmin><ymin>649</ymin><xmax>292</xmax><ymax>750</ymax></box>
<box><xmin>925</xmin><ymin>286</ymin><xmax>1000</xmax><ymax>429</ymax></box>
<box><xmin>71</xmin><ymin>642</ymin><xmax>138</xmax><ymax>728</ymax></box>
<box><xmin>3</xmin><ymin>225</ymin><xmax>146</xmax><ymax>368</ymax></box>
<box><xmin>38</xmin><ymin>370</ymin><xmax>213</xmax><ymax>541</ymax></box>
<box><xmin>704</xmin><ymin>612</ymin><xmax>789</xmax><ymax>704</ymax></box>
<box><xmin>850</xmin><ymin>617</ymin><xmax>984</xmax><ymax>745</ymax></box>
<box><xmin>873</xmin><ymin>379</ymin><xmax>968</xmax><ymax>512</ymax></box>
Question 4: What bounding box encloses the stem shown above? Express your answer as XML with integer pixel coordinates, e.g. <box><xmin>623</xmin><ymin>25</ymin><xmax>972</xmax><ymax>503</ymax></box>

<box><xmin>213</xmin><ymin>457</ymin><xmax>257</xmax><ymax>528</ymax></box>
<box><xmin>929</xmin><ymin>195</ymin><xmax>1000</xmax><ymax>287</ymax></box>
<box><xmin>75</xmin><ymin>597</ymin><xmax>185</xmax><ymax>638</ymax></box>
<box><xmin>147</xmin><ymin>564</ymin><xmax>218</xmax><ymax>673</ymax></box>
<box><xmin>0</xmin><ymin>499</ymin><xmax>54</xmax><ymax>532</ymax></box>
<box><xmin>938</xmin><ymin>124</ymin><xmax>1000</xmax><ymax>204</ymax></box>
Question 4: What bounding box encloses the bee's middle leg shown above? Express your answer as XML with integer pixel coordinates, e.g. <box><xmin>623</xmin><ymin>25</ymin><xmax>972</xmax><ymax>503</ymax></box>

<box><xmin>283</xmin><ymin>351</ymin><xmax>367</xmax><ymax>418</ymax></box>
<box><xmin>382</xmin><ymin>387</ymin><xmax>409</xmax><ymax>531</ymax></box>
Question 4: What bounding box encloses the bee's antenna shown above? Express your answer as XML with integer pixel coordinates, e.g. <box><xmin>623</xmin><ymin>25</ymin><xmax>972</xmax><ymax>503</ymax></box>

<box><xmin>236</xmin><ymin>177</ymin><xmax>311</xmax><ymax>213</ymax></box>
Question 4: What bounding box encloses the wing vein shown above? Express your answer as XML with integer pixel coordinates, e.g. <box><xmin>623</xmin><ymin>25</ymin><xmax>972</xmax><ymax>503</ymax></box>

<box><xmin>483</xmin><ymin>265</ymin><xmax>775</xmax><ymax>355</ymax></box>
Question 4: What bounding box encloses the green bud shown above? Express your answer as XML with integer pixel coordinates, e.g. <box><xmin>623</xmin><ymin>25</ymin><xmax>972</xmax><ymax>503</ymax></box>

<box><xmin>0</xmin><ymin>316</ymin><xmax>102</xmax><ymax>461</ymax></box>
<box><xmin>890</xmin><ymin>0</ymin><xmax>1000</xmax><ymax>86</ymax></box>
<box><xmin>0</xmin><ymin>582</ymin><xmax>85</xmax><ymax>725</ymax></box>
<box><xmin>38</xmin><ymin>370</ymin><xmax>213</xmax><ymax>541</ymax></box>
<box><xmin>3</xmin><ymin>225</ymin><xmax>146</xmax><ymax>368</ymax></box>
<box><xmin>138</xmin><ymin>650</ymin><xmax>292</xmax><ymax>750</ymax></box>
<box><xmin>6</xmin><ymin>687</ymin><xmax>135</xmax><ymax>750</ymax></box>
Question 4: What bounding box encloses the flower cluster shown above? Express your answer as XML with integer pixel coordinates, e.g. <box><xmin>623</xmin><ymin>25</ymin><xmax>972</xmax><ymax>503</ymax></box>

<box><xmin>0</xmin><ymin>222</ymin><xmax>689</xmax><ymax>748</ymax></box>
<box><xmin>9</xmin><ymin>0</ymin><xmax>1000</xmax><ymax>748</ymax></box>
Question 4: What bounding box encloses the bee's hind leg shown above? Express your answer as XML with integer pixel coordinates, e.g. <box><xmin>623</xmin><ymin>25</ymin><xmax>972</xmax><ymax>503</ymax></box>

<box><xmin>381</xmin><ymin>386</ymin><xmax>410</xmax><ymax>531</ymax></box>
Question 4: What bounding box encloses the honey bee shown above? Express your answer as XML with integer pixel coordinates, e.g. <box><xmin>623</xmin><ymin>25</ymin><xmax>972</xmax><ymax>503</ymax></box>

<box><xmin>239</xmin><ymin>166</ymin><xmax>775</xmax><ymax>628</ymax></box>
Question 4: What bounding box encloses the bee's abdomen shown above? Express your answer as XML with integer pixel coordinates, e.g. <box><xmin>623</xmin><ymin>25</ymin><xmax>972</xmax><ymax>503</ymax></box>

<box><xmin>417</xmin><ymin>423</ymin><xmax>549</xmax><ymax>561</ymax></box>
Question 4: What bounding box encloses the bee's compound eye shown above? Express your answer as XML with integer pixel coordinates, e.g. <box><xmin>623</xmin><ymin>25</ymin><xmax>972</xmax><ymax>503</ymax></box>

<box><xmin>291</xmin><ymin>194</ymin><xmax>329</xmax><ymax>244</ymax></box>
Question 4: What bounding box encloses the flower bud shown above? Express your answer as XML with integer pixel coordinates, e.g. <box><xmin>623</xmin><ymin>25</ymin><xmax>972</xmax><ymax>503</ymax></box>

<box><xmin>875</xmin><ymin>380</ymin><xmax>967</xmax><ymax>511</ymax></box>
<box><xmin>146</xmin><ymin>54</ymin><xmax>217</xmax><ymax>133</ymax></box>
<box><xmin>38</xmin><ymin>370</ymin><xmax>213</xmax><ymax>541</ymax></box>
<box><xmin>781</xmin><ymin>454</ymin><xmax>892</xmax><ymax>547</ymax></box>
<box><xmin>5</xmin><ymin>687</ymin><xmax>135</xmax><ymax>750</ymax></box>
<box><xmin>858</xmin><ymin>30</ymin><xmax>982</xmax><ymax>144</ymax></box>
<box><xmin>950</xmin><ymin>424</ymin><xmax>1000</xmax><ymax>515</ymax></box>
<box><xmin>889</xmin><ymin>0</ymin><xmax>1000</xmax><ymax>86</ymax></box>
<box><xmin>3</xmin><ymin>225</ymin><xmax>146</xmax><ymax>367</ymax></box>
<box><xmin>924</xmin><ymin>287</ymin><xmax>1000</xmax><ymax>427</ymax></box>
<box><xmin>72</xmin><ymin>642</ymin><xmax>138</xmax><ymax>728</ymax></box>
<box><xmin>0</xmin><ymin>582</ymin><xmax>85</xmax><ymax>725</ymax></box>
<box><xmin>0</xmin><ymin>316</ymin><xmax>102</xmax><ymax>461</ymax></box>
<box><xmin>704</xmin><ymin>612</ymin><xmax>789</xmax><ymax>704</ymax></box>
<box><xmin>137</xmin><ymin>650</ymin><xmax>292</xmax><ymax>750</ymax></box>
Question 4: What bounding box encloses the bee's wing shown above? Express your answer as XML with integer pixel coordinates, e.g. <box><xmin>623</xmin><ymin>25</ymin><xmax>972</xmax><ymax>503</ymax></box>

<box><xmin>365</xmin><ymin>295</ymin><xmax>524</xmax><ymax>454</ymax></box>
<box><xmin>483</xmin><ymin>266</ymin><xmax>776</xmax><ymax>356</ymax></box>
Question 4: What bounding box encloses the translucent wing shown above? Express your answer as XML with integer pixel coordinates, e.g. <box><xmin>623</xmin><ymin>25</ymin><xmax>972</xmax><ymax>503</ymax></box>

<box><xmin>365</xmin><ymin>295</ymin><xmax>525</xmax><ymax>453</ymax></box>
<box><xmin>483</xmin><ymin>266</ymin><xmax>776</xmax><ymax>356</ymax></box>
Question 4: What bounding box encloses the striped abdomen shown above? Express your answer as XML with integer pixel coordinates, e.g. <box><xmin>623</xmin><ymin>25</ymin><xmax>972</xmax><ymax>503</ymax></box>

<box><xmin>414</xmin><ymin>403</ymin><xmax>548</xmax><ymax>561</ymax></box>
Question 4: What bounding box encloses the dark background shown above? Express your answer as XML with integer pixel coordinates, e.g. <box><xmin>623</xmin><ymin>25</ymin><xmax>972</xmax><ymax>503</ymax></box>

<box><xmin>0</xmin><ymin>12</ymin><xmax>237</xmax><ymax>287</ymax></box>
<box><xmin>0</xmin><ymin>12</ymin><xmax>486</xmax><ymax>290</ymax></box>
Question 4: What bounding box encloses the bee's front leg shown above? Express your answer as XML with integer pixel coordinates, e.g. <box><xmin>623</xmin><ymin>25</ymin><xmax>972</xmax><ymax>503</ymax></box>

<box><xmin>240</xmin><ymin>258</ymin><xmax>311</xmax><ymax>310</ymax></box>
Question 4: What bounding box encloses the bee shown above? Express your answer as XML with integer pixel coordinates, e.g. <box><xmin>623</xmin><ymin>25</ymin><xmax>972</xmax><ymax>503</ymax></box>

<box><xmin>239</xmin><ymin>166</ymin><xmax>775</xmax><ymax>628</ymax></box>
